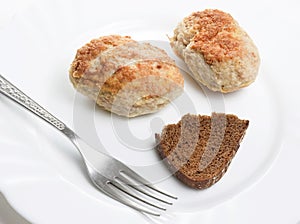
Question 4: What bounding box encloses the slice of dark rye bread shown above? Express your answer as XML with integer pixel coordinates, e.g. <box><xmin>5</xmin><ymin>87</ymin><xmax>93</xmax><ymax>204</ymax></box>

<box><xmin>155</xmin><ymin>113</ymin><xmax>249</xmax><ymax>189</ymax></box>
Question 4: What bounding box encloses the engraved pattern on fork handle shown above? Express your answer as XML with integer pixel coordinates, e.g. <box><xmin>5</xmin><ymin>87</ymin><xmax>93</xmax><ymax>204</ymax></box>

<box><xmin>0</xmin><ymin>75</ymin><xmax>66</xmax><ymax>131</ymax></box>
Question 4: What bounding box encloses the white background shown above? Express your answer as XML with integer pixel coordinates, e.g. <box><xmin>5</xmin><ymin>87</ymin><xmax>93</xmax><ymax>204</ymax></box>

<box><xmin>0</xmin><ymin>0</ymin><xmax>300</xmax><ymax>223</ymax></box>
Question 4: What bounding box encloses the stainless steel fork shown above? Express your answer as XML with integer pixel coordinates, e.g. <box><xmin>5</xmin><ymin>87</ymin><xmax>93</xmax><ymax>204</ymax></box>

<box><xmin>0</xmin><ymin>74</ymin><xmax>177</xmax><ymax>216</ymax></box>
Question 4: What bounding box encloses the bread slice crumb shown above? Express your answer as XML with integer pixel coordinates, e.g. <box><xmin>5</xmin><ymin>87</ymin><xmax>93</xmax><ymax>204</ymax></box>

<box><xmin>155</xmin><ymin>113</ymin><xmax>249</xmax><ymax>189</ymax></box>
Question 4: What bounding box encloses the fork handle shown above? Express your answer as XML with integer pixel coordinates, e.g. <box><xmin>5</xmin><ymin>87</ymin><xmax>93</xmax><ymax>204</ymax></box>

<box><xmin>0</xmin><ymin>74</ymin><xmax>67</xmax><ymax>131</ymax></box>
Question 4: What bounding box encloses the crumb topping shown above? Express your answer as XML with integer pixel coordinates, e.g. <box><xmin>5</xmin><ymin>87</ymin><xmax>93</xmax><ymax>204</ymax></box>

<box><xmin>70</xmin><ymin>35</ymin><xmax>133</xmax><ymax>78</ymax></box>
<box><xmin>185</xmin><ymin>9</ymin><xmax>244</xmax><ymax>64</ymax></box>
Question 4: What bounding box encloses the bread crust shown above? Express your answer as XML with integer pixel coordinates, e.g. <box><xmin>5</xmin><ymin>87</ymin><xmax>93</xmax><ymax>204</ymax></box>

<box><xmin>69</xmin><ymin>35</ymin><xmax>184</xmax><ymax>117</ymax></box>
<box><xmin>170</xmin><ymin>9</ymin><xmax>260</xmax><ymax>93</ymax></box>
<box><xmin>155</xmin><ymin>113</ymin><xmax>249</xmax><ymax>189</ymax></box>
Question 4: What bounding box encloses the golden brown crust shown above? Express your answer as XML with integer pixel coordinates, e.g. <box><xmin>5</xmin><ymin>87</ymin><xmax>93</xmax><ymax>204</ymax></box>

<box><xmin>96</xmin><ymin>61</ymin><xmax>183</xmax><ymax>117</ymax></box>
<box><xmin>187</xmin><ymin>10</ymin><xmax>243</xmax><ymax>64</ymax></box>
<box><xmin>69</xmin><ymin>35</ymin><xmax>134</xmax><ymax>78</ymax></box>
<box><xmin>101</xmin><ymin>61</ymin><xmax>184</xmax><ymax>95</ymax></box>
<box><xmin>69</xmin><ymin>35</ymin><xmax>184</xmax><ymax>117</ymax></box>
<box><xmin>170</xmin><ymin>9</ymin><xmax>260</xmax><ymax>93</ymax></box>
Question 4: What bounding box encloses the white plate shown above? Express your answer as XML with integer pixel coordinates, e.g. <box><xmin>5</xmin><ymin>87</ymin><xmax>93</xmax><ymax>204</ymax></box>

<box><xmin>0</xmin><ymin>0</ymin><xmax>283</xmax><ymax>223</ymax></box>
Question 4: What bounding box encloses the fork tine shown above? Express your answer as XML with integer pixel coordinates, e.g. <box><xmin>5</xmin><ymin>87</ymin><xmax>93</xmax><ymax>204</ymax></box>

<box><xmin>100</xmin><ymin>182</ymin><xmax>162</xmax><ymax>216</ymax></box>
<box><xmin>120</xmin><ymin>169</ymin><xmax>178</xmax><ymax>200</ymax></box>
<box><xmin>115</xmin><ymin>176</ymin><xmax>173</xmax><ymax>205</ymax></box>
<box><xmin>108</xmin><ymin>181</ymin><xmax>167</xmax><ymax>211</ymax></box>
